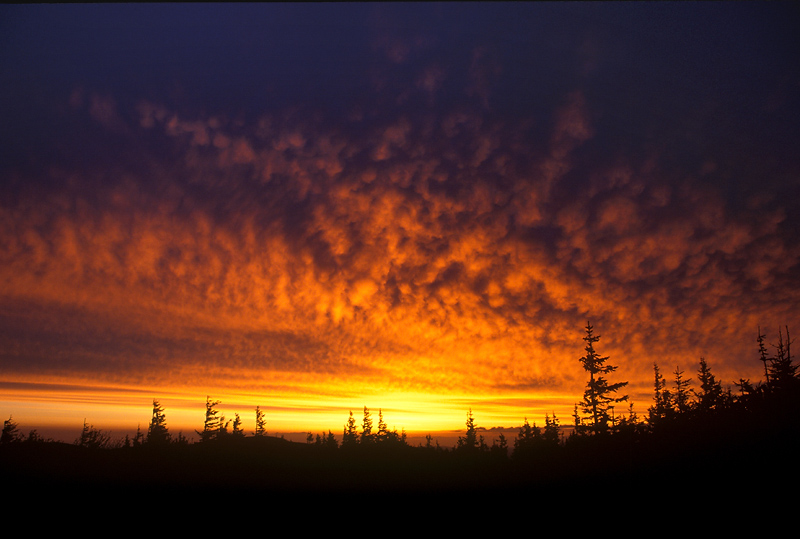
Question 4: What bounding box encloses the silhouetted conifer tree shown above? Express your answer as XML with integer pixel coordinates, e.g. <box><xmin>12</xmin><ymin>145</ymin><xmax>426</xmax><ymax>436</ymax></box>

<box><xmin>673</xmin><ymin>366</ymin><xmax>691</xmax><ymax>414</ymax></box>
<box><xmin>146</xmin><ymin>399</ymin><xmax>170</xmax><ymax>445</ymax></box>
<box><xmin>361</xmin><ymin>406</ymin><xmax>373</xmax><ymax>444</ymax></box>
<box><xmin>254</xmin><ymin>406</ymin><xmax>267</xmax><ymax>437</ymax></box>
<box><xmin>342</xmin><ymin>411</ymin><xmax>358</xmax><ymax>447</ymax></box>
<box><xmin>197</xmin><ymin>396</ymin><xmax>223</xmax><ymax>443</ymax></box>
<box><xmin>25</xmin><ymin>429</ymin><xmax>44</xmax><ymax>443</ymax></box>
<box><xmin>457</xmin><ymin>409</ymin><xmax>479</xmax><ymax>451</ymax></box>
<box><xmin>514</xmin><ymin>417</ymin><xmax>540</xmax><ymax>453</ymax></box>
<box><xmin>326</xmin><ymin>430</ymin><xmax>338</xmax><ymax>449</ymax></box>
<box><xmin>1</xmin><ymin>415</ymin><xmax>21</xmax><ymax>444</ymax></box>
<box><xmin>514</xmin><ymin>417</ymin><xmax>546</xmax><ymax>458</ymax></box>
<box><xmin>133</xmin><ymin>424</ymin><xmax>144</xmax><ymax>447</ymax></box>
<box><xmin>758</xmin><ymin>326</ymin><xmax>771</xmax><ymax>385</ymax></box>
<box><xmin>571</xmin><ymin>403</ymin><xmax>585</xmax><ymax>438</ymax></box>
<box><xmin>424</xmin><ymin>433</ymin><xmax>434</xmax><ymax>449</ymax></box>
<box><xmin>694</xmin><ymin>357</ymin><xmax>725</xmax><ymax>413</ymax></box>
<box><xmin>491</xmin><ymin>432</ymin><xmax>508</xmax><ymax>458</ymax></box>
<box><xmin>173</xmin><ymin>431</ymin><xmax>188</xmax><ymax>445</ymax></box>
<box><xmin>76</xmin><ymin>419</ymin><xmax>111</xmax><ymax>449</ymax></box>
<box><xmin>376</xmin><ymin>409</ymin><xmax>389</xmax><ymax>443</ymax></box>
<box><xmin>648</xmin><ymin>363</ymin><xmax>673</xmax><ymax>427</ymax></box>
<box><xmin>578</xmin><ymin>322</ymin><xmax>628</xmax><ymax>434</ymax></box>
<box><xmin>615</xmin><ymin>403</ymin><xmax>642</xmax><ymax>436</ymax></box>
<box><xmin>232</xmin><ymin>413</ymin><xmax>244</xmax><ymax>438</ymax></box>
<box><xmin>544</xmin><ymin>413</ymin><xmax>560</xmax><ymax>447</ymax></box>
<box><xmin>769</xmin><ymin>326</ymin><xmax>798</xmax><ymax>392</ymax></box>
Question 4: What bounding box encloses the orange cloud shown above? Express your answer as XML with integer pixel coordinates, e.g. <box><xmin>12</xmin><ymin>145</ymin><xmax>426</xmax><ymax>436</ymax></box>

<box><xmin>2</xmin><ymin>88</ymin><xmax>798</xmax><ymax>439</ymax></box>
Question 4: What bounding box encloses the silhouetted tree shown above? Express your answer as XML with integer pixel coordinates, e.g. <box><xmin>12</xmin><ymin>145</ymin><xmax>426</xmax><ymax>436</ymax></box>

<box><xmin>648</xmin><ymin>363</ymin><xmax>673</xmax><ymax>427</ymax></box>
<box><xmin>515</xmin><ymin>417</ymin><xmax>539</xmax><ymax>447</ymax></box>
<box><xmin>491</xmin><ymin>432</ymin><xmax>508</xmax><ymax>458</ymax></box>
<box><xmin>376</xmin><ymin>409</ymin><xmax>389</xmax><ymax>443</ymax></box>
<box><xmin>694</xmin><ymin>357</ymin><xmax>725</xmax><ymax>413</ymax></box>
<box><xmin>217</xmin><ymin>415</ymin><xmax>230</xmax><ymax>439</ymax></box>
<box><xmin>571</xmin><ymin>403</ymin><xmax>585</xmax><ymax>438</ymax></box>
<box><xmin>758</xmin><ymin>326</ymin><xmax>771</xmax><ymax>385</ymax></box>
<box><xmin>672</xmin><ymin>366</ymin><xmax>692</xmax><ymax>414</ymax></box>
<box><xmin>615</xmin><ymin>403</ymin><xmax>642</xmax><ymax>436</ymax></box>
<box><xmin>325</xmin><ymin>430</ymin><xmax>338</xmax><ymax>449</ymax></box>
<box><xmin>1</xmin><ymin>415</ymin><xmax>21</xmax><ymax>444</ymax></box>
<box><xmin>513</xmin><ymin>417</ymin><xmax>542</xmax><ymax>458</ymax></box>
<box><xmin>360</xmin><ymin>406</ymin><xmax>373</xmax><ymax>444</ymax></box>
<box><xmin>457</xmin><ymin>409</ymin><xmax>479</xmax><ymax>451</ymax></box>
<box><xmin>544</xmin><ymin>413</ymin><xmax>560</xmax><ymax>447</ymax></box>
<box><xmin>146</xmin><ymin>399</ymin><xmax>170</xmax><ymax>446</ymax></box>
<box><xmin>133</xmin><ymin>424</ymin><xmax>144</xmax><ymax>447</ymax></box>
<box><xmin>76</xmin><ymin>419</ymin><xmax>111</xmax><ymax>449</ymax></box>
<box><xmin>424</xmin><ymin>433</ymin><xmax>434</xmax><ymax>449</ymax></box>
<box><xmin>769</xmin><ymin>326</ymin><xmax>798</xmax><ymax>392</ymax></box>
<box><xmin>578</xmin><ymin>322</ymin><xmax>628</xmax><ymax>434</ymax></box>
<box><xmin>232</xmin><ymin>413</ymin><xmax>244</xmax><ymax>438</ymax></box>
<box><xmin>254</xmin><ymin>406</ymin><xmax>267</xmax><ymax>437</ymax></box>
<box><xmin>173</xmin><ymin>431</ymin><xmax>188</xmax><ymax>445</ymax></box>
<box><xmin>735</xmin><ymin>377</ymin><xmax>756</xmax><ymax>400</ymax></box>
<box><xmin>25</xmin><ymin>429</ymin><xmax>44</xmax><ymax>443</ymax></box>
<box><xmin>197</xmin><ymin>396</ymin><xmax>223</xmax><ymax>443</ymax></box>
<box><xmin>342</xmin><ymin>410</ymin><xmax>358</xmax><ymax>447</ymax></box>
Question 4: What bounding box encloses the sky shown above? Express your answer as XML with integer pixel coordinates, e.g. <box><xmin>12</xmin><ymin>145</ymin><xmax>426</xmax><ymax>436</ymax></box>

<box><xmin>1</xmin><ymin>3</ymin><xmax>799</xmax><ymax>442</ymax></box>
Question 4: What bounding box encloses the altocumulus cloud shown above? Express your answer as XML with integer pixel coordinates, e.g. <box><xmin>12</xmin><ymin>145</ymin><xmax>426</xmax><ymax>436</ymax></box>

<box><xmin>0</xmin><ymin>3</ymin><xmax>798</xmax><ymax>424</ymax></box>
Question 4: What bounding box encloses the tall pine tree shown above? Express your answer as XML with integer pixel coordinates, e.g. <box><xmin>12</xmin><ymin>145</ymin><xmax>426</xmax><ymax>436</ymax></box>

<box><xmin>146</xmin><ymin>399</ymin><xmax>170</xmax><ymax>445</ymax></box>
<box><xmin>578</xmin><ymin>322</ymin><xmax>628</xmax><ymax>435</ymax></box>
<box><xmin>254</xmin><ymin>406</ymin><xmax>266</xmax><ymax>437</ymax></box>
<box><xmin>197</xmin><ymin>396</ymin><xmax>223</xmax><ymax>443</ymax></box>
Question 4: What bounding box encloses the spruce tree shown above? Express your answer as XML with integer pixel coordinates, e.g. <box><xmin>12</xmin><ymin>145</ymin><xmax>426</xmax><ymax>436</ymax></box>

<box><xmin>457</xmin><ymin>409</ymin><xmax>479</xmax><ymax>451</ymax></box>
<box><xmin>376</xmin><ymin>409</ymin><xmax>389</xmax><ymax>443</ymax></box>
<box><xmin>492</xmin><ymin>433</ymin><xmax>509</xmax><ymax>458</ymax></box>
<box><xmin>578</xmin><ymin>322</ymin><xmax>628</xmax><ymax>434</ymax></box>
<box><xmin>254</xmin><ymin>406</ymin><xmax>266</xmax><ymax>437</ymax></box>
<box><xmin>758</xmin><ymin>326</ymin><xmax>771</xmax><ymax>385</ymax></box>
<box><xmin>1</xmin><ymin>415</ymin><xmax>21</xmax><ymax>444</ymax></box>
<box><xmin>325</xmin><ymin>430</ymin><xmax>338</xmax><ymax>449</ymax></box>
<box><xmin>76</xmin><ymin>419</ymin><xmax>111</xmax><ymax>449</ymax></box>
<box><xmin>360</xmin><ymin>406</ymin><xmax>373</xmax><ymax>444</ymax></box>
<box><xmin>694</xmin><ymin>357</ymin><xmax>724</xmax><ymax>413</ymax></box>
<box><xmin>769</xmin><ymin>326</ymin><xmax>798</xmax><ymax>392</ymax></box>
<box><xmin>673</xmin><ymin>366</ymin><xmax>691</xmax><ymax>414</ymax></box>
<box><xmin>197</xmin><ymin>396</ymin><xmax>223</xmax><ymax>443</ymax></box>
<box><xmin>146</xmin><ymin>399</ymin><xmax>170</xmax><ymax>445</ymax></box>
<box><xmin>544</xmin><ymin>413</ymin><xmax>560</xmax><ymax>447</ymax></box>
<box><xmin>342</xmin><ymin>410</ymin><xmax>358</xmax><ymax>447</ymax></box>
<box><xmin>232</xmin><ymin>413</ymin><xmax>244</xmax><ymax>438</ymax></box>
<box><xmin>648</xmin><ymin>363</ymin><xmax>673</xmax><ymax>427</ymax></box>
<box><xmin>513</xmin><ymin>417</ymin><xmax>543</xmax><ymax>459</ymax></box>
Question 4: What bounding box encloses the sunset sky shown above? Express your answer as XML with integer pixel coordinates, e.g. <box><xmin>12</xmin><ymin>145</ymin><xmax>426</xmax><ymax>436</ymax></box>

<box><xmin>1</xmin><ymin>3</ymin><xmax>798</xmax><ymax>442</ymax></box>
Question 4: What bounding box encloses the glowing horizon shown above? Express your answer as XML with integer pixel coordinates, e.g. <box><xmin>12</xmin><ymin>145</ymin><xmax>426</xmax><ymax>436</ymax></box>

<box><xmin>1</xmin><ymin>4</ymin><xmax>798</xmax><ymax>443</ymax></box>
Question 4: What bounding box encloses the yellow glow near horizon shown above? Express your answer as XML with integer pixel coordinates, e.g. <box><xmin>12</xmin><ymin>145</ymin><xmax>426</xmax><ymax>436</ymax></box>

<box><xmin>1</xmin><ymin>379</ymin><xmax>590</xmax><ymax>443</ymax></box>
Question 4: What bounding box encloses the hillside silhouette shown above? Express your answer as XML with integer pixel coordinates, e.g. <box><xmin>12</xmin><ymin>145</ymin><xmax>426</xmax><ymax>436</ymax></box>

<box><xmin>3</xmin><ymin>324</ymin><xmax>799</xmax><ymax>505</ymax></box>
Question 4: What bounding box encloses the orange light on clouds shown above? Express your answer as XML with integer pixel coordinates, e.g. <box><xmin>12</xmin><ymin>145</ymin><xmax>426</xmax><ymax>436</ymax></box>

<box><xmin>2</xmin><ymin>4</ymin><xmax>798</xmax><ymax>444</ymax></box>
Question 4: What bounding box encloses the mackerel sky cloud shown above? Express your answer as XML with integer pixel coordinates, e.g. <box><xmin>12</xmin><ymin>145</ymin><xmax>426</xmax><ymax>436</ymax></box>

<box><xmin>1</xmin><ymin>3</ymin><xmax>798</xmax><ymax>436</ymax></box>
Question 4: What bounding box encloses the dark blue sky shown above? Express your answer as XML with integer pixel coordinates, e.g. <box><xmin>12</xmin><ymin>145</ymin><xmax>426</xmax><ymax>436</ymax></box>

<box><xmin>3</xmin><ymin>3</ymin><xmax>798</xmax><ymax>193</ymax></box>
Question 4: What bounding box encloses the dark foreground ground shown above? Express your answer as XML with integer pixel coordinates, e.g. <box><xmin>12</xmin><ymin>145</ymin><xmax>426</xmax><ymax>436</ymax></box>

<box><xmin>3</xmin><ymin>418</ymin><xmax>797</xmax><ymax>516</ymax></box>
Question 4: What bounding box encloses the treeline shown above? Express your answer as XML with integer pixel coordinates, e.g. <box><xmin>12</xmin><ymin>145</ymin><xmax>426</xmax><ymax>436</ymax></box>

<box><xmin>2</xmin><ymin>322</ymin><xmax>799</xmax><ymax>494</ymax></box>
